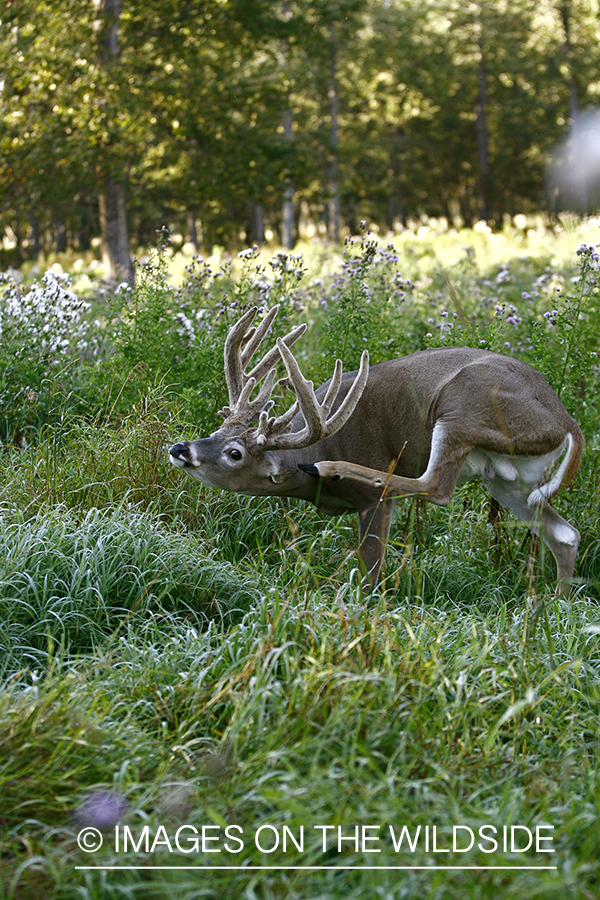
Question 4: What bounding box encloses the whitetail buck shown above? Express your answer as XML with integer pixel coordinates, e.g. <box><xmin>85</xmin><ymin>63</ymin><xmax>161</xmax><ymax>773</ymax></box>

<box><xmin>169</xmin><ymin>305</ymin><xmax>583</xmax><ymax>592</ymax></box>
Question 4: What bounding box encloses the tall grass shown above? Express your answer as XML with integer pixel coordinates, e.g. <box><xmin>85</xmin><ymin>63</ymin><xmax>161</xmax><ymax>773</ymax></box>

<box><xmin>2</xmin><ymin>223</ymin><xmax>600</xmax><ymax>898</ymax></box>
<box><xmin>2</xmin><ymin>582</ymin><xmax>600</xmax><ymax>898</ymax></box>
<box><xmin>0</xmin><ymin>504</ymin><xmax>261</xmax><ymax>676</ymax></box>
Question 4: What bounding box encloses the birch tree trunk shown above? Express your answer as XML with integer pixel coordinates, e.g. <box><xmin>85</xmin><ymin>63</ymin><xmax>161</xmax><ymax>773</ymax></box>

<box><xmin>559</xmin><ymin>0</ymin><xmax>579</xmax><ymax>124</ymax></box>
<box><xmin>476</xmin><ymin>57</ymin><xmax>490</xmax><ymax>222</ymax></box>
<box><xmin>249</xmin><ymin>201</ymin><xmax>265</xmax><ymax>243</ymax></box>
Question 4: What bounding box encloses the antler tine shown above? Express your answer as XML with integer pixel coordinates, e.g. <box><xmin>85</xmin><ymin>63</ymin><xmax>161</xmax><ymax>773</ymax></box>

<box><xmin>221</xmin><ymin>305</ymin><xmax>309</xmax><ymax>425</ymax></box>
<box><xmin>255</xmin><ymin>399</ymin><xmax>300</xmax><ymax>446</ymax></box>
<box><xmin>276</xmin><ymin>339</ymin><xmax>324</xmax><ymax>438</ymax></box>
<box><xmin>240</xmin><ymin>305</ymin><xmax>279</xmax><ymax>368</ymax></box>
<box><xmin>218</xmin><ymin>368</ymin><xmax>277</xmax><ymax>422</ymax></box>
<box><xmin>232</xmin><ymin>368</ymin><xmax>277</xmax><ymax>420</ymax></box>
<box><xmin>258</xmin><ymin>344</ymin><xmax>369</xmax><ymax>451</ymax></box>
<box><xmin>246</xmin><ymin>323</ymin><xmax>307</xmax><ymax>385</ymax></box>
<box><xmin>323</xmin><ymin>350</ymin><xmax>369</xmax><ymax>433</ymax></box>
<box><xmin>223</xmin><ymin>306</ymin><xmax>259</xmax><ymax>405</ymax></box>
<box><xmin>320</xmin><ymin>358</ymin><xmax>343</xmax><ymax>419</ymax></box>
<box><xmin>224</xmin><ymin>305</ymin><xmax>308</xmax><ymax>409</ymax></box>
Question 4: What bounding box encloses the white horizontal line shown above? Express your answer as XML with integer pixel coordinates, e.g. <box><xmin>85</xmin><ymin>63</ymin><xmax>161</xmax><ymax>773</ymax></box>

<box><xmin>75</xmin><ymin>865</ymin><xmax>558</xmax><ymax>871</ymax></box>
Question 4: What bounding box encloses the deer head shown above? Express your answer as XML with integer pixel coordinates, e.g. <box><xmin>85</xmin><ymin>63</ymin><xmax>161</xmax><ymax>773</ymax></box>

<box><xmin>169</xmin><ymin>305</ymin><xmax>369</xmax><ymax>495</ymax></box>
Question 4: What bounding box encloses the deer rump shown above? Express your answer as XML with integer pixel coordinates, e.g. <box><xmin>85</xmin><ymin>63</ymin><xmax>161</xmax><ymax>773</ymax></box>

<box><xmin>169</xmin><ymin>307</ymin><xmax>583</xmax><ymax>593</ymax></box>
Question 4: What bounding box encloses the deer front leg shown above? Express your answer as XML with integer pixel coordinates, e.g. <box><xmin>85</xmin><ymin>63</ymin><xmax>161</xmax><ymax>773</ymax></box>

<box><xmin>358</xmin><ymin>499</ymin><xmax>397</xmax><ymax>586</ymax></box>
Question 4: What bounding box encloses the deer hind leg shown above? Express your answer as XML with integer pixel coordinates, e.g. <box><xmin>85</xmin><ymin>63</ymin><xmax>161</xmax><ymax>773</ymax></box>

<box><xmin>306</xmin><ymin>446</ymin><xmax>470</xmax><ymax>507</ymax></box>
<box><xmin>305</xmin><ymin>422</ymin><xmax>471</xmax><ymax>506</ymax></box>
<box><xmin>484</xmin><ymin>476</ymin><xmax>579</xmax><ymax>594</ymax></box>
<box><xmin>358</xmin><ymin>499</ymin><xmax>397</xmax><ymax>586</ymax></box>
<box><xmin>537</xmin><ymin>503</ymin><xmax>580</xmax><ymax>593</ymax></box>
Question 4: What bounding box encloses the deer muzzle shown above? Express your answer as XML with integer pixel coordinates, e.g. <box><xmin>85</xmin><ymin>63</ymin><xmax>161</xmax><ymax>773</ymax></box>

<box><xmin>169</xmin><ymin>442</ymin><xmax>190</xmax><ymax>468</ymax></box>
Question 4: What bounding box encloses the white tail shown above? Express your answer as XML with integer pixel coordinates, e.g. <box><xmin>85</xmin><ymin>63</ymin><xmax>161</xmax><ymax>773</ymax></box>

<box><xmin>170</xmin><ymin>306</ymin><xmax>583</xmax><ymax>593</ymax></box>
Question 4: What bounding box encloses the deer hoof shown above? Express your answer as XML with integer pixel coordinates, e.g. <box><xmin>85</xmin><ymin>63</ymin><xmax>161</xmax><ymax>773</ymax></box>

<box><xmin>298</xmin><ymin>463</ymin><xmax>319</xmax><ymax>477</ymax></box>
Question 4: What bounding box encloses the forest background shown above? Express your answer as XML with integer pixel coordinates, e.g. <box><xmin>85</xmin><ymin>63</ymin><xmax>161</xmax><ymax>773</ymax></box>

<box><xmin>2</xmin><ymin>0</ymin><xmax>600</xmax><ymax>280</ymax></box>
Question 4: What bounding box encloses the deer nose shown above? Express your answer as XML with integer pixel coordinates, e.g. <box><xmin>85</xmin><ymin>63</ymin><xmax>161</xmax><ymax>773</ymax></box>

<box><xmin>169</xmin><ymin>442</ymin><xmax>189</xmax><ymax>467</ymax></box>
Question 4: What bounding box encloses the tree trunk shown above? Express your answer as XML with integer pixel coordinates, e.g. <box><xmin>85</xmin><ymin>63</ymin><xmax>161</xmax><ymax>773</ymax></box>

<box><xmin>94</xmin><ymin>0</ymin><xmax>120</xmax><ymax>60</ymax></box>
<box><xmin>98</xmin><ymin>180</ymin><xmax>134</xmax><ymax>283</ymax></box>
<box><xmin>29</xmin><ymin>212</ymin><xmax>40</xmax><ymax>259</ymax></box>
<box><xmin>249</xmin><ymin>201</ymin><xmax>265</xmax><ymax>243</ymax></box>
<box><xmin>328</xmin><ymin>23</ymin><xmax>340</xmax><ymax>243</ymax></box>
<box><xmin>476</xmin><ymin>57</ymin><xmax>490</xmax><ymax>222</ymax></box>
<box><xmin>56</xmin><ymin>222</ymin><xmax>67</xmax><ymax>253</ymax></box>
<box><xmin>388</xmin><ymin>190</ymin><xmax>405</xmax><ymax>232</ymax></box>
<box><xmin>282</xmin><ymin>108</ymin><xmax>295</xmax><ymax>249</ymax></box>
<box><xmin>95</xmin><ymin>0</ymin><xmax>133</xmax><ymax>284</ymax></box>
<box><xmin>559</xmin><ymin>0</ymin><xmax>579</xmax><ymax>124</ymax></box>
<box><xmin>468</xmin><ymin>2</ymin><xmax>491</xmax><ymax>222</ymax></box>
<box><xmin>321</xmin><ymin>129</ymin><xmax>330</xmax><ymax>235</ymax></box>
<box><xmin>187</xmin><ymin>213</ymin><xmax>199</xmax><ymax>251</ymax></box>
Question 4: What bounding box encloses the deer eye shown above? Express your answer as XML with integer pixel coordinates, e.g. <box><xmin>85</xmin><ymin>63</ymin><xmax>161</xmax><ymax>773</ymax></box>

<box><xmin>227</xmin><ymin>448</ymin><xmax>243</xmax><ymax>461</ymax></box>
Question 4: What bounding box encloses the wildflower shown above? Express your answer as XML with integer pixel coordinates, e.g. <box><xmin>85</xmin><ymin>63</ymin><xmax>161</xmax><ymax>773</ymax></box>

<box><xmin>1</xmin><ymin>270</ymin><xmax>91</xmax><ymax>358</ymax></box>
<box><xmin>76</xmin><ymin>791</ymin><xmax>128</xmax><ymax>830</ymax></box>
<box><xmin>176</xmin><ymin>312</ymin><xmax>195</xmax><ymax>345</ymax></box>
<box><xmin>238</xmin><ymin>244</ymin><xmax>260</xmax><ymax>260</ymax></box>
<box><xmin>496</xmin><ymin>265</ymin><xmax>512</xmax><ymax>284</ymax></box>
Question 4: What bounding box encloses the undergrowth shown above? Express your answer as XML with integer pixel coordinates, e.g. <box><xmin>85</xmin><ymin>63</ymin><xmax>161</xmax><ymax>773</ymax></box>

<box><xmin>2</xmin><ymin>224</ymin><xmax>600</xmax><ymax>898</ymax></box>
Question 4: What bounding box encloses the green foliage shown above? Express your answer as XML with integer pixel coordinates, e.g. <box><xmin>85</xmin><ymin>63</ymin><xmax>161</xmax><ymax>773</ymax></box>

<box><xmin>4</xmin><ymin>0</ymin><xmax>600</xmax><ymax>259</ymax></box>
<box><xmin>2</xmin><ymin>571</ymin><xmax>600</xmax><ymax>897</ymax></box>
<box><xmin>408</xmin><ymin>240</ymin><xmax>600</xmax><ymax>431</ymax></box>
<box><xmin>0</xmin><ymin>271</ymin><xmax>95</xmax><ymax>444</ymax></box>
<box><xmin>2</xmin><ymin>231</ymin><xmax>600</xmax><ymax>898</ymax></box>
<box><xmin>3</xmin><ymin>223</ymin><xmax>599</xmax><ymax>436</ymax></box>
<box><xmin>0</xmin><ymin>503</ymin><xmax>259</xmax><ymax>676</ymax></box>
<box><xmin>310</xmin><ymin>226</ymin><xmax>422</xmax><ymax>377</ymax></box>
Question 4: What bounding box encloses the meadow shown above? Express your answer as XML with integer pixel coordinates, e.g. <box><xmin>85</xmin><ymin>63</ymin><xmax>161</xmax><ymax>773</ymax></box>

<box><xmin>1</xmin><ymin>218</ymin><xmax>600</xmax><ymax>899</ymax></box>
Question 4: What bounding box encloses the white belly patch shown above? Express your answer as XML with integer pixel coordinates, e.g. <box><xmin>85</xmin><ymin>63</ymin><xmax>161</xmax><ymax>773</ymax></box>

<box><xmin>458</xmin><ymin>441</ymin><xmax>567</xmax><ymax>496</ymax></box>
